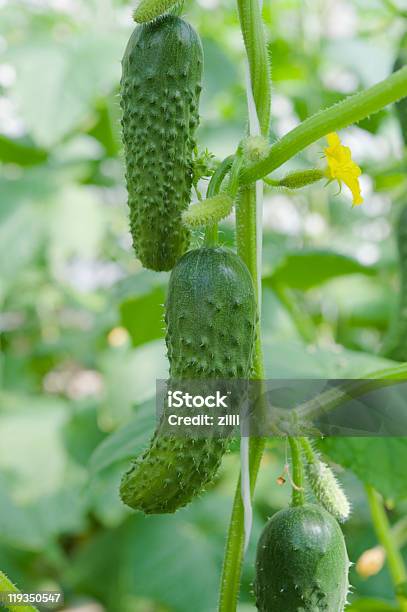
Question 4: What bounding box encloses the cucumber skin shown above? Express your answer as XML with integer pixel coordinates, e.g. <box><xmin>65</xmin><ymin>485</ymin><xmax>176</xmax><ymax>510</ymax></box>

<box><xmin>254</xmin><ymin>504</ymin><xmax>349</xmax><ymax>612</ymax></box>
<box><xmin>121</xmin><ymin>16</ymin><xmax>203</xmax><ymax>271</ymax></box>
<box><xmin>120</xmin><ymin>248</ymin><xmax>257</xmax><ymax>514</ymax></box>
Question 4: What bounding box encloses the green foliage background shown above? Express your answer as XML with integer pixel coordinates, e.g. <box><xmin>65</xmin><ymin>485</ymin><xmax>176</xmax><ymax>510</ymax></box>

<box><xmin>0</xmin><ymin>0</ymin><xmax>406</xmax><ymax>610</ymax></box>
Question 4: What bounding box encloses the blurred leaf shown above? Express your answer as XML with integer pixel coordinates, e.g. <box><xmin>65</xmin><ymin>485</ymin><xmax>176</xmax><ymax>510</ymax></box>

<box><xmin>88</xmin><ymin>463</ymin><xmax>127</xmax><ymax>527</ymax></box>
<box><xmin>201</xmin><ymin>37</ymin><xmax>238</xmax><ymax>108</ymax></box>
<box><xmin>265</xmin><ymin>249</ymin><xmax>376</xmax><ymax>291</ymax></box>
<box><xmin>263</xmin><ymin>337</ymin><xmax>397</xmax><ymax>378</ymax></box>
<box><xmin>120</xmin><ymin>286</ymin><xmax>166</xmax><ymax>347</ymax></box>
<box><xmin>0</xmin><ymin>134</ymin><xmax>47</xmax><ymax>166</ymax></box>
<box><xmin>68</xmin><ymin>497</ymin><xmax>227</xmax><ymax>612</ymax></box>
<box><xmin>326</xmin><ymin>276</ymin><xmax>394</xmax><ymax>329</ymax></box>
<box><xmin>89</xmin><ymin>399</ymin><xmax>155</xmax><ymax>475</ymax></box>
<box><xmin>47</xmin><ymin>186</ymin><xmax>106</xmax><ymax>270</ymax></box>
<box><xmin>98</xmin><ymin>341</ymin><xmax>167</xmax><ymax>425</ymax></box>
<box><xmin>347</xmin><ymin>598</ymin><xmax>399</xmax><ymax>610</ymax></box>
<box><xmin>319</xmin><ymin>438</ymin><xmax>407</xmax><ymax>502</ymax></box>
<box><xmin>0</xmin><ymin>476</ymin><xmax>43</xmax><ymax>550</ymax></box>
<box><xmin>62</xmin><ymin>402</ymin><xmax>105</xmax><ymax>467</ymax></box>
<box><xmin>120</xmin><ymin>513</ymin><xmax>219</xmax><ymax>611</ymax></box>
<box><xmin>0</xmin><ymin>200</ymin><xmax>44</xmax><ymax>287</ymax></box>
<box><xmin>9</xmin><ymin>32</ymin><xmax>124</xmax><ymax>146</ymax></box>
<box><xmin>87</xmin><ymin>93</ymin><xmax>121</xmax><ymax>157</ymax></box>
<box><xmin>0</xmin><ymin>393</ymin><xmax>70</xmax><ymax>502</ymax></box>
<box><xmin>111</xmin><ymin>270</ymin><xmax>169</xmax><ymax>304</ymax></box>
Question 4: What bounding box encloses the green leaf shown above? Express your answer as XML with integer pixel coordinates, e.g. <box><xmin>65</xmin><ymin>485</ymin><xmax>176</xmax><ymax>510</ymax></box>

<box><xmin>0</xmin><ymin>476</ymin><xmax>43</xmax><ymax>550</ymax></box>
<box><xmin>347</xmin><ymin>598</ymin><xmax>399</xmax><ymax>611</ymax></box>
<box><xmin>89</xmin><ymin>400</ymin><xmax>155</xmax><ymax>475</ymax></box>
<box><xmin>319</xmin><ymin>438</ymin><xmax>407</xmax><ymax>502</ymax></box>
<box><xmin>68</xmin><ymin>496</ymin><xmax>230</xmax><ymax>612</ymax></box>
<box><xmin>9</xmin><ymin>32</ymin><xmax>125</xmax><ymax>146</ymax></box>
<box><xmin>265</xmin><ymin>249</ymin><xmax>375</xmax><ymax>291</ymax></box>
<box><xmin>120</xmin><ymin>287</ymin><xmax>166</xmax><ymax>347</ymax></box>
<box><xmin>0</xmin><ymin>134</ymin><xmax>47</xmax><ymax>166</ymax></box>
<box><xmin>263</xmin><ymin>338</ymin><xmax>397</xmax><ymax>378</ymax></box>
<box><xmin>98</xmin><ymin>340</ymin><xmax>167</xmax><ymax>426</ymax></box>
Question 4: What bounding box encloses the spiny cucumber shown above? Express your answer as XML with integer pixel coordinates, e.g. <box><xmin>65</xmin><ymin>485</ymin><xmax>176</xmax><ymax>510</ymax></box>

<box><xmin>121</xmin><ymin>15</ymin><xmax>203</xmax><ymax>271</ymax></box>
<box><xmin>254</xmin><ymin>504</ymin><xmax>350</xmax><ymax>612</ymax></box>
<box><xmin>120</xmin><ymin>247</ymin><xmax>257</xmax><ymax>513</ymax></box>
<box><xmin>182</xmin><ymin>194</ymin><xmax>233</xmax><ymax>228</ymax></box>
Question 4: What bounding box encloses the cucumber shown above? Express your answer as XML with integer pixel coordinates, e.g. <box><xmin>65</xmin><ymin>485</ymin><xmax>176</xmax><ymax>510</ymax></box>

<box><xmin>121</xmin><ymin>16</ymin><xmax>203</xmax><ymax>271</ymax></box>
<box><xmin>120</xmin><ymin>247</ymin><xmax>257</xmax><ymax>513</ymax></box>
<box><xmin>254</xmin><ymin>504</ymin><xmax>350</xmax><ymax>612</ymax></box>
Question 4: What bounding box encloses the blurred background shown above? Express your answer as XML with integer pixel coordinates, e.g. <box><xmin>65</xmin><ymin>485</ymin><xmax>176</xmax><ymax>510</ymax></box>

<box><xmin>0</xmin><ymin>0</ymin><xmax>407</xmax><ymax>610</ymax></box>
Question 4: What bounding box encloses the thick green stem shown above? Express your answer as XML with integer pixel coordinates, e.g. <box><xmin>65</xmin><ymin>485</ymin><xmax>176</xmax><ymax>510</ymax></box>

<box><xmin>288</xmin><ymin>437</ymin><xmax>305</xmax><ymax>506</ymax></box>
<box><xmin>237</xmin><ymin>0</ymin><xmax>271</xmax><ymax>136</ymax></box>
<box><xmin>365</xmin><ymin>485</ymin><xmax>407</xmax><ymax>611</ymax></box>
<box><xmin>241</xmin><ymin>66</ymin><xmax>407</xmax><ymax>183</ymax></box>
<box><xmin>218</xmin><ymin>0</ymin><xmax>271</xmax><ymax>608</ymax></box>
<box><xmin>204</xmin><ymin>224</ymin><xmax>218</xmax><ymax>246</ymax></box>
<box><xmin>0</xmin><ymin>571</ymin><xmax>38</xmax><ymax>612</ymax></box>
<box><xmin>203</xmin><ymin>155</ymin><xmax>236</xmax><ymax>245</ymax></box>
<box><xmin>218</xmin><ymin>184</ymin><xmax>266</xmax><ymax>612</ymax></box>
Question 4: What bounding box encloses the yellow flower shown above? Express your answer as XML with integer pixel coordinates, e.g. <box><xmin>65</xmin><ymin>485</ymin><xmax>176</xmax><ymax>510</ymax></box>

<box><xmin>324</xmin><ymin>132</ymin><xmax>363</xmax><ymax>206</ymax></box>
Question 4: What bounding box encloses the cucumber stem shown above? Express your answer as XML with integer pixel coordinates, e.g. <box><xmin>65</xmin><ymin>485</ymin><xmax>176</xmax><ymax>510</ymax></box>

<box><xmin>203</xmin><ymin>155</ymin><xmax>235</xmax><ymax>246</ymax></box>
<box><xmin>218</xmin><ymin>0</ymin><xmax>270</xmax><ymax>609</ymax></box>
<box><xmin>288</xmin><ymin>437</ymin><xmax>305</xmax><ymax>506</ymax></box>
<box><xmin>241</xmin><ymin>66</ymin><xmax>407</xmax><ymax>184</ymax></box>
<box><xmin>236</xmin><ymin>0</ymin><xmax>271</xmax><ymax>136</ymax></box>
<box><xmin>204</xmin><ymin>224</ymin><xmax>218</xmax><ymax>246</ymax></box>
<box><xmin>365</xmin><ymin>485</ymin><xmax>407</xmax><ymax>612</ymax></box>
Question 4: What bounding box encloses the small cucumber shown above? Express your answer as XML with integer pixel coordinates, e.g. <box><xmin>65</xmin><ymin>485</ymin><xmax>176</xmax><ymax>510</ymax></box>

<box><xmin>120</xmin><ymin>247</ymin><xmax>257</xmax><ymax>513</ymax></box>
<box><xmin>134</xmin><ymin>0</ymin><xmax>179</xmax><ymax>23</ymax></box>
<box><xmin>254</xmin><ymin>504</ymin><xmax>350</xmax><ymax>612</ymax></box>
<box><xmin>121</xmin><ymin>16</ymin><xmax>203</xmax><ymax>271</ymax></box>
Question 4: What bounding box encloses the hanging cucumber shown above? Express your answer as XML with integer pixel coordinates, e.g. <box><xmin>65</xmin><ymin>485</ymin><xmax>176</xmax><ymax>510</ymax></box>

<box><xmin>120</xmin><ymin>247</ymin><xmax>257</xmax><ymax>513</ymax></box>
<box><xmin>254</xmin><ymin>503</ymin><xmax>350</xmax><ymax>612</ymax></box>
<box><xmin>121</xmin><ymin>15</ymin><xmax>203</xmax><ymax>271</ymax></box>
